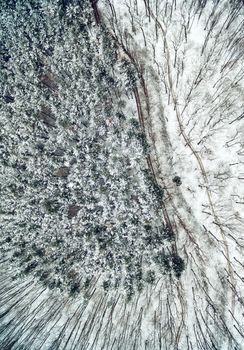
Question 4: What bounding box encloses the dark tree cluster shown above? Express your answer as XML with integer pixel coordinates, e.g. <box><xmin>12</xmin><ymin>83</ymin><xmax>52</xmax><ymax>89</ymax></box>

<box><xmin>0</xmin><ymin>0</ymin><xmax>184</xmax><ymax>298</ymax></box>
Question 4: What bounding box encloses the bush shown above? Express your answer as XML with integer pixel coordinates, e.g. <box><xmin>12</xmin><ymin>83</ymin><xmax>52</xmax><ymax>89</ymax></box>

<box><xmin>171</xmin><ymin>254</ymin><xmax>185</xmax><ymax>278</ymax></box>
<box><xmin>145</xmin><ymin>270</ymin><xmax>155</xmax><ymax>284</ymax></box>
<box><xmin>172</xmin><ymin>176</ymin><xmax>182</xmax><ymax>186</ymax></box>
<box><xmin>154</xmin><ymin>251</ymin><xmax>171</xmax><ymax>271</ymax></box>
<box><xmin>24</xmin><ymin>261</ymin><xmax>38</xmax><ymax>274</ymax></box>
<box><xmin>163</xmin><ymin>225</ymin><xmax>175</xmax><ymax>241</ymax></box>
<box><xmin>152</xmin><ymin>182</ymin><xmax>164</xmax><ymax>201</ymax></box>
<box><xmin>70</xmin><ymin>281</ymin><xmax>80</xmax><ymax>295</ymax></box>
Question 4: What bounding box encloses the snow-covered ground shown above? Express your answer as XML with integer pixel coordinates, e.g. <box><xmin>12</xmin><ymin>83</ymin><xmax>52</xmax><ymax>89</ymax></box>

<box><xmin>99</xmin><ymin>0</ymin><xmax>244</xmax><ymax>349</ymax></box>
<box><xmin>0</xmin><ymin>1</ymin><xmax>243</xmax><ymax>349</ymax></box>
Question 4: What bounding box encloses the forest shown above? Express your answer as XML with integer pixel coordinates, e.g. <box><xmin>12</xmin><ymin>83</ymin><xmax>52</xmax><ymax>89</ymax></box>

<box><xmin>0</xmin><ymin>0</ymin><xmax>243</xmax><ymax>349</ymax></box>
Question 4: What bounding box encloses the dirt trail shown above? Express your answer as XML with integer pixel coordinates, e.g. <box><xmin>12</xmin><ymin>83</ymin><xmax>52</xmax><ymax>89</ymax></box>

<box><xmin>96</xmin><ymin>2</ymin><xmax>240</xmax><ymax>347</ymax></box>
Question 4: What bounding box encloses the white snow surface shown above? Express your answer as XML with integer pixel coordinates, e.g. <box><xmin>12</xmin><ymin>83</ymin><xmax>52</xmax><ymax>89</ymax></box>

<box><xmin>0</xmin><ymin>1</ymin><xmax>243</xmax><ymax>350</ymax></box>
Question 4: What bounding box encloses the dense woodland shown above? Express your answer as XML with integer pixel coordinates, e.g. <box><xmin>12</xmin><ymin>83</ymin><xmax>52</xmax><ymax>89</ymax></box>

<box><xmin>0</xmin><ymin>0</ymin><xmax>243</xmax><ymax>349</ymax></box>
